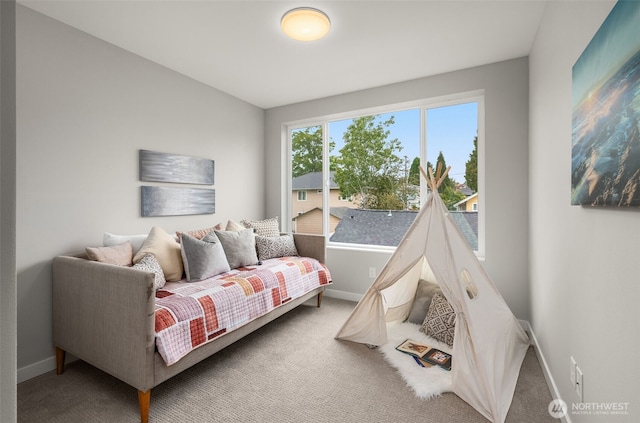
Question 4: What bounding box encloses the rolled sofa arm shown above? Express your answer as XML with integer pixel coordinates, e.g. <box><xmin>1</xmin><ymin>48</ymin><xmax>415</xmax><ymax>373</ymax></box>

<box><xmin>52</xmin><ymin>254</ymin><xmax>157</xmax><ymax>392</ymax></box>
<box><xmin>292</xmin><ymin>234</ymin><xmax>326</xmax><ymax>264</ymax></box>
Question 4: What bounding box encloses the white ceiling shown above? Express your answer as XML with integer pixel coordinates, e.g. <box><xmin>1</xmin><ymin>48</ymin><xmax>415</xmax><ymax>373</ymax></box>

<box><xmin>20</xmin><ymin>0</ymin><xmax>548</xmax><ymax>109</ymax></box>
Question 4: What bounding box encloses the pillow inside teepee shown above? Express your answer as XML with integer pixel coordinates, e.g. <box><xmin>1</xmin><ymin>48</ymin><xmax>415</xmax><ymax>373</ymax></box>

<box><xmin>420</xmin><ymin>292</ymin><xmax>456</xmax><ymax>347</ymax></box>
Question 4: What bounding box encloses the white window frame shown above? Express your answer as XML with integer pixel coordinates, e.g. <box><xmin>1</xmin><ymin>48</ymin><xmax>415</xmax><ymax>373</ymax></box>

<box><xmin>297</xmin><ymin>190</ymin><xmax>307</xmax><ymax>201</ymax></box>
<box><xmin>282</xmin><ymin>90</ymin><xmax>485</xmax><ymax>258</ymax></box>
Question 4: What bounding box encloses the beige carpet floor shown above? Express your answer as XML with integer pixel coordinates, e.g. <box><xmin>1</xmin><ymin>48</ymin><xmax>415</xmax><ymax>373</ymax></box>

<box><xmin>18</xmin><ymin>297</ymin><xmax>556</xmax><ymax>422</ymax></box>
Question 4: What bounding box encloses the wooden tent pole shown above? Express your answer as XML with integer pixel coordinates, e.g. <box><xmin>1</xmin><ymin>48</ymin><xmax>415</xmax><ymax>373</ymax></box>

<box><xmin>419</xmin><ymin>165</ymin><xmax>451</xmax><ymax>192</ymax></box>
<box><xmin>435</xmin><ymin>166</ymin><xmax>451</xmax><ymax>190</ymax></box>
<box><xmin>419</xmin><ymin>166</ymin><xmax>435</xmax><ymax>192</ymax></box>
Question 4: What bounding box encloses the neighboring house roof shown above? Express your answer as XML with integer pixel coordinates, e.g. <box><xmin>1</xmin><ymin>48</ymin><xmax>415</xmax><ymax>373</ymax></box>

<box><xmin>293</xmin><ymin>207</ymin><xmax>347</xmax><ymax>220</ymax></box>
<box><xmin>453</xmin><ymin>192</ymin><xmax>478</xmax><ymax>208</ymax></box>
<box><xmin>459</xmin><ymin>186</ymin><xmax>474</xmax><ymax>196</ymax></box>
<box><xmin>329</xmin><ymin>206</ymin><xmax>351</xmax><ymax>220</ymax></box>
<box><xmin>329</xmin><ymin>209</ymin><xmax>418</xmax><ymax>247</ymax></box>
<box><xmin>329</xmin><ymin>207</ymin><xmax>478</xmax><ymax>249</ymax></box>
<box><xmin>292</xmin><ymin>171</ymin><xmax>339</xmax><ymax>190</ymax></box>
<box><xmin>449</xmin><ymin>212</ymin><xmax>478</xmax><ymax>251</ymax></box>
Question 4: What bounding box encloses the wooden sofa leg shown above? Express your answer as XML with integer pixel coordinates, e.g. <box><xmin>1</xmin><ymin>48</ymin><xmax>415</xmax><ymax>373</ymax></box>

<box><xmin>317</xmin><ymin>291</ymin><xmax>323</xmax><ymax>308</ymax></box>
<box><xmin>55</xmin><ymin>347</ymin><xmax>65</xmax><ymax>375</ymax></box>
<box><xmin>138</xmin><ymin>390</ymin><xmax>151</xmax><ymax>423</ymax></box>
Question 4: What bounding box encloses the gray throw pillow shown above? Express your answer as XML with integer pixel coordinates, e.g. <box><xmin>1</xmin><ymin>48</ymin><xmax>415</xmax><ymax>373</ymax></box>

<box><xmin>214</xmin><ymin>228</ymin><xmax>259</xmax><ymax>269</ymax></box>
<box><xmin>407</xmin><ymin>279</ymin><xmax>442</xmax><ymax>324</ymax></box>
<box><xmin>180</xmin><ymin>232</ymin><xmax>231</xmax><ymax>281</ymax></box>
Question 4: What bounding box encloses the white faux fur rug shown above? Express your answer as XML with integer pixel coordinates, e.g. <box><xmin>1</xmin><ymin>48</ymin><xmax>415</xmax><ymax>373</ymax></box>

<box><xmin>378</xmin><ymin>322</ymin><xmax>453</xmax><ymax>399</ymax></box>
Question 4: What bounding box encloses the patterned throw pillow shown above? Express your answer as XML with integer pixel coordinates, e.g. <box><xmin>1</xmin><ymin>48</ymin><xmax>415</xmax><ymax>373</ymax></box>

<box><xmin>421</xmin><ymin>292</ymin><xmax>456</xmax><ymax>347</ymax></box>
<box><xmin>241</xmin><ymin>217</ymin><xmax>280</xmax><ymax>237</ymax></box>
<box><xmin>132</xmin><ymin>253</ymin><xmax>166</xmax><ymax>290</ymax></box>
<box><xmin>255</xmin><ymin>234</ymin><xmax>298</xmax><ymax>261</ymax></box>
<box><xmin>86</xmin><ymin>241</ymin><xmax>133</xmax><ymax>266</ymax></box>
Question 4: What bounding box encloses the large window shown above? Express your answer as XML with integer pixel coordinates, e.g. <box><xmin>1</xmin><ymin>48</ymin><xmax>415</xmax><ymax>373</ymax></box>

<box><xmin>287</xmin><ymin>95</ymin><xmax>482</xmax><ymax>252</ymax></box>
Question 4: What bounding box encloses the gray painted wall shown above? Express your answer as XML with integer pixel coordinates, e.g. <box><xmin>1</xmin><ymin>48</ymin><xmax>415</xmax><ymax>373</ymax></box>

<box><xmin>530</xmin><ymin>1</ymin><xmax>639</xmax><ymax>420</ymax></box>
<box><xmin>16</xmin><ymin>5</ymin><xmax>264</xmax><ymax>379</ymax></box>
<box><xmin>265</xmin><ymin>58</ymin><xmax>531</xmax><ymax>320</ymax></box>
<box><xmin>1</xmin><ymin>1</ymin><xmax>17</xmax><ymax>421</ymax></box>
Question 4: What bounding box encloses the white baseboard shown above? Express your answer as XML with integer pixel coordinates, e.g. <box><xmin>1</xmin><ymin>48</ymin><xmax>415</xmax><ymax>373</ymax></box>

<box><xmin>17</xmin><ymin>353</ymin><xmax>79</xmax><ymax>384</ymax></box>
<box><xmin>17</xmin><ymin>356</ymin><xmax>56</xmax><ymax>383</ymax></box>
<box><xmin>519</xmin><ymin>320</ymin><xmax>571</xmax><ymax>423</ymax></box>
<box><xmin>324</xmin><ymin>288</ymin><xmax>362</xmax><ymax>303</ymax></box>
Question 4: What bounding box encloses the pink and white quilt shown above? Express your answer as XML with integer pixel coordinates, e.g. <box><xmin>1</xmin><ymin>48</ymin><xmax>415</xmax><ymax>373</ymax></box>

<box><xmin>154</xmin><ymin>256</ymin><xmax>331</xmax><ymax>365</ymax></box>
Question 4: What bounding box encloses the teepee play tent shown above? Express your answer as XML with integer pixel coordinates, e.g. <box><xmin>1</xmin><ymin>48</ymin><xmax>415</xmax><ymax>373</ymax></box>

<box><xmin>335</xmin><ymin>166</ymin><xmax>530</xmax><ymax>423</ymax></box>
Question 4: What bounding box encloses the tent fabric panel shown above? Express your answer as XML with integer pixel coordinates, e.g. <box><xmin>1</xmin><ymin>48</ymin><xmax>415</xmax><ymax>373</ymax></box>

<box><xmin>335</xmin><ymin>178</ymin><xmax>530</xmax><ymax>423</ymax></box>
<box><xmin>426</xmin><ymin>192</ymin><xmax>531</xmax><ymax>422</ymax></box>
<box><xmin>453</xmin><ymin>315</ymin><xmax>530</xmax><ymax>423</ymax></box>
<box><xmin>380</xmin><ymin>258</ymin><xmax>424</xmax><ymax>321</ymax></box>
<box><xmin>384</xmin><ymin>302</ymin><xmax>413</xmax><ymax>323</ymax></box>
<box><xmin>333</xmin><ymin>287</ymin><xmax>389</xmax><ymax>345</ymax></box>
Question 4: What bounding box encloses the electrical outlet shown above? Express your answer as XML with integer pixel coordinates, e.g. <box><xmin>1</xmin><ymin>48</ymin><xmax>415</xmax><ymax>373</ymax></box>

<box><xmin>369</xmin><ymin>267</ymin><xmax>376</xmax><ymax>278</ymax></box>
<box><xmin>570</xmin><ymin>356</ymin><xmax>576</xmax><ymax>385</ymax></box>
<box><xmin>576</xmin><ymin>366</ymin><xmax>584</xmax><ymax>402</ymax></box>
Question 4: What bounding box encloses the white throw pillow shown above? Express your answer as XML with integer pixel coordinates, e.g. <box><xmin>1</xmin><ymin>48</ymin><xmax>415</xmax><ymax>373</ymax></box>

<box><xmin>103</xmin><ymin>232</ymin><xmax>148</xmax><ymax>254</ymax></box>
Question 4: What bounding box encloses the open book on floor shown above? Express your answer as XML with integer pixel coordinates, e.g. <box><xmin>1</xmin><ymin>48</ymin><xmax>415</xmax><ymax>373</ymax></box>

<box><xmin>396</xmin><ymin>339</ymin><xmax>452</xmax><ymax>371</ymax></box>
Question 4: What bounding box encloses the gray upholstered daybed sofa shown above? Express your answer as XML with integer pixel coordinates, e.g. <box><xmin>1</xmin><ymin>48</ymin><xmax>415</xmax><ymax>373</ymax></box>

<box><xmin>52</xmin><ymin>230</ymin><xmax>329</xmax><ymax>423</ymax></box>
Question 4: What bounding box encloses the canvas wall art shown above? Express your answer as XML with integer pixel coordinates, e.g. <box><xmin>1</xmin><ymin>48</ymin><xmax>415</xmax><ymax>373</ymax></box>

<box><xmin>571</xmin><ymin>0</ymin><xmax>640</xmax><ymax>207</ymax></box>
<box><xmin>140</xmin><ymin>150</ymin><xmax>214</xmax><ymax>185</ymax></box>
<box><xmin>141</xmin><ymin>186</ymin><xmax>215</xmax><ymax>216</ymax></box>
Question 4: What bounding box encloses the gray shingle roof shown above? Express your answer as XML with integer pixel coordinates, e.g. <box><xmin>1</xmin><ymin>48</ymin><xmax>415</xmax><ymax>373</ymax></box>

<box><xmin>329</xmin><ymin>208</ymin><xmax>478</xmax><ymax>249</ymax></box>
<box><xmin>293</xmin><ymin>207</ymin><xmax>349</xmax><ymax>220</ymax></box>
<box><xmin>329</xmin><ymin>207</ymin><xmax>351</xmax><ymax>219</ymax></box>
<box><xmin>329</xmin><ymin>209</ymin><xmax>418</xmax><ymax>247</ymax></box>
<box><xmin>449</xmin><ymin>212</ymin><xmax>478</xmax><ymax>250</ymax></box>
<box><xmin>292</xmin><ymin>171</ymin><xmax>338</xmax><ymax>190</ymax></box>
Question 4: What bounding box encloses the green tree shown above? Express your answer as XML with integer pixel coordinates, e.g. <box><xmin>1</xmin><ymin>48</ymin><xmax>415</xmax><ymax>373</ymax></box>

<box><xmin>291</xmin><ymin>126</ymin><xmax>335</xmax><ymax>178</ymax></box>
<box><xmin>333</xmin><ymin>115</ymin><xmax>404</xmax><ymax>209</ymax></box>
<box><xmin>427</xmin><ymin>152</ymin><xmax>465</xmax><ymax>210</ymax></box>
<box><xmin>465</xmin><ymin>135</ymin><xmax>478</xmax><ymax>192</ymax></box>
<box><xmin>408</xmin><ymin>156</ymin><xmax>421</xmax><ymax>185</ymax></box>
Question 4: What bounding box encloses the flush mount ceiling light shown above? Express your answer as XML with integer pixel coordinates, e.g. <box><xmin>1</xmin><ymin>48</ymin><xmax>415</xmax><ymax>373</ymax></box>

<box><xmin>281</xmin><ymin>7</ymin><xmax>331</xmax><ymax>41</ymax></box>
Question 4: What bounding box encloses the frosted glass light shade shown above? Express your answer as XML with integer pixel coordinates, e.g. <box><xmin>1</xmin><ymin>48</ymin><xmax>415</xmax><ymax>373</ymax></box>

<box><xmin>281</xmin><ymin>7</ymin><xmax>330</xmax><ymax>41</ymax></box>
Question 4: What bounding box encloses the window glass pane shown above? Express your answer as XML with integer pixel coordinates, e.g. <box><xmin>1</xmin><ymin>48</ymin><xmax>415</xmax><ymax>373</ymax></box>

<box><xmin>328</xmin><ymin>110</ymin><xmax>420</xmax><ymax>246</ymax></box>
<box><xmin>291</xmin><ymin>126</ymin><xmax>323</xmax><ymax>235</ymax></box>
<box><xmin>287</xmin><ymin>99</ymin><xmax>479</xmax><ymax>251</ymax></box>
<box><xmin>426</xmin><ymin>102</ymin><xmax>478</xmax><ymax>250</ymax></box>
